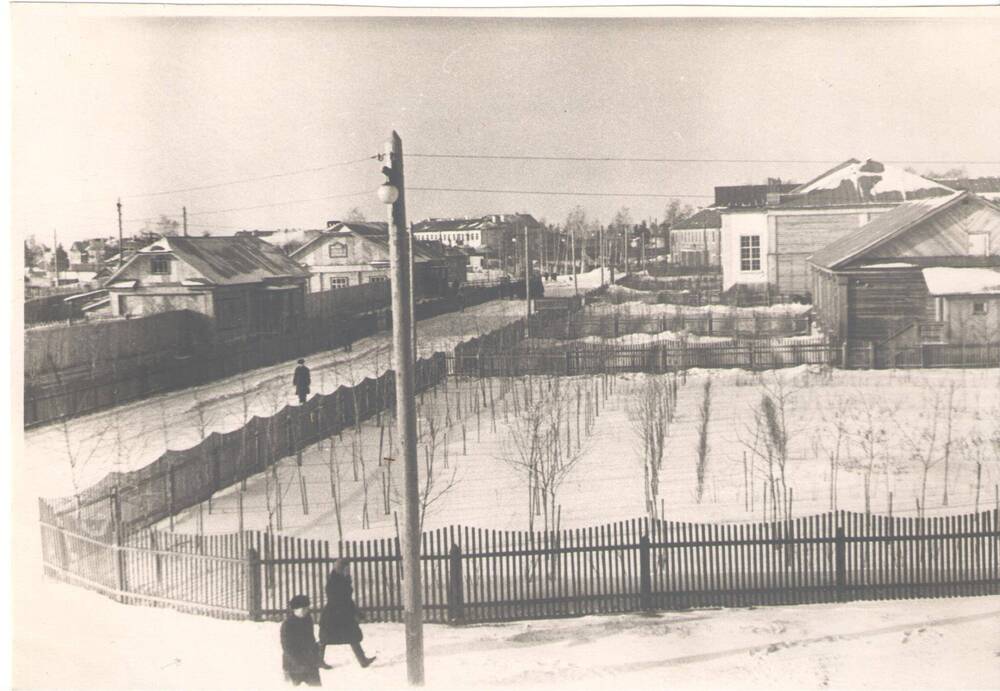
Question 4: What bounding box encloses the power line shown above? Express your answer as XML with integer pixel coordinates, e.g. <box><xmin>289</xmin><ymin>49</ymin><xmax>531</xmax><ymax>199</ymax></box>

<box><xmin>116</xmin><ymin>156</ymin><xmax>377</xmax><ymax>200</ymax></box>
<box><xmin>409</xmin><ymin>186</ymin><xmax>714</xmax><ymax>199</ymax></box>
<box><xmin>409</xmin><ymin>153</ymin><xmax>1000</xmax><ymax>165</ymax></box>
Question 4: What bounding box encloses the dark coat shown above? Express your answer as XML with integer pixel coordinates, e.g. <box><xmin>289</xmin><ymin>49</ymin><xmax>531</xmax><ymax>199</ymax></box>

<box><xmin>319</xmin><ymin>571</ymin><xmax>363</xmax><ymax>645</ymax></box>
<box><xmin>281</xmin><ymin>613</ymin><xmax>321</xmax><ymax>685</ymax></box>
<box><xmin>293</xmin><ymin>365</ymin><xmax>311</xmax><ymax>396</ymax></box>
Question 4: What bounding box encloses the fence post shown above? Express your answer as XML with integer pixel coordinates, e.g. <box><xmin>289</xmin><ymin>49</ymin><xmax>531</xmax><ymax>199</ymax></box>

<box><xmin>447</xmin><ymin>543</ymin><xmax>464</xmax><ymax>623</ymax></box>
<box><xmin>841</xmin><ymin>340</ymin><xmax>849</xmax><ymax>369</ymax></box>
<box><xmin>706</xmin><ymin>312</ymin><xmax>713</xmax><ymax>336</ymax></box>
<box><xmin>920</xmin><ymin>343</ymin><xmax>928</xmax><ymax>368</ymax></box>
<box><xmin>246</xmin><ymin>546</ymin><xmax>263</xmax><ymax>621</ymax></box>
<box><xmin>834</xmin><ymin>525</ymin><xmax>846</xmax><ymax>602</ymax></box>
<box><xmin>112</xmin><ymin>492</ymin><xmax>129</xmax><ymax>602</ymax></box>
<box><xmin>868</xmin><ymin>341</ymin><xmax>875</xmax><ymax>369</ymax></box>
<box><xmin>639</xmin><ymin>534</ymin><xmax>652</xmax><ymax>611</ymax></box>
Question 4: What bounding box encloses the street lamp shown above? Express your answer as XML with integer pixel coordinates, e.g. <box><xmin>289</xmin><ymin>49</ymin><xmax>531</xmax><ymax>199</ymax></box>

<box><xmin>378</xmin><ymin>181</ymin><xmax>400</xmax><ymax>205</ymax></box>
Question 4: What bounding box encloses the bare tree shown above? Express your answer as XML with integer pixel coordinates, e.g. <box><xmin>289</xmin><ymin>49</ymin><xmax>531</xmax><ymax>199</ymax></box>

<box><xmin>628</xmin><ymin>376</ymin><xmax>677</xmax><ymax>518</ymax></box>
<box><xmin>695</xmin><ymin>378</ymin><xmax>713</xmax><ymax>504</ymax></box>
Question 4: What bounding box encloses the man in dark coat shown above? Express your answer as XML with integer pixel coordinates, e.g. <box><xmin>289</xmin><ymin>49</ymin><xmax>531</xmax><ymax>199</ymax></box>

<box><xmin>280</xmin><ymin>594</ymin><xmax>329</xmax><ymax>687</ymax></box>
<box><xmin>318</xmin><ymin>559</ymin><xmax>376</xmax><ymax>668</ymax></box>
<box><xmin>293</xmin><ymin>359</ymin><xmax>311</xmax><ymax>405</ymax></box>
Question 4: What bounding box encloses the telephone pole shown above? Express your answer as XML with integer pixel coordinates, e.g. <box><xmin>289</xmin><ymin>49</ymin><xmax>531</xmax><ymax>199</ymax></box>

<box><xmin>599</xmin><ymin>224</ymin><xmax>605</xmax><ymax>286</ymax></box>
<box><xmin>183</xmin><ymin>206</ymin><xmax>188</xmax><ymax>237</ymax></box>
<box><xmin>380</xmin><ymin>131</ymin><xmax>424</xmax><ymax>686</ymax></box>
<box><xmin>52</xmin><ymin>228</ymin><xmax>59</xmax><ymax>286</ymax></box>
<box><xmin>571</xmin><ymin>226</ymin><xmax>578</xmax><ymax>296</ymax></box>
<box><xmin>522</xmin><ymin>222</ymin><xmax>531</xmax><ymax>324</ymax></box>
<box><xmin>408</xmin><ymin>222</ymin><xmax>416</xmax><ymax>361</ymax></box>
<box><xmin>117</xmin><ymin>198</ymin><xmax>124</xmax><ymax>267</ymax></box>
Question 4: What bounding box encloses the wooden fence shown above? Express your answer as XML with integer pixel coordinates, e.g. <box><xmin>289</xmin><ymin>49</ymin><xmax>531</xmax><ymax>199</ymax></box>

<box><xmin>25</xmin><ymin>283</ymin><xmax>510</xmax><ymax>427</ymax></box>
<box><xmin>528</xmin><ymin>311</ymin><xmax>812</xmax><ymax>340</ymax></box>
<box><xmin>40</xmin><ymin>353</ymin><xmax>449</xmax><ymax>536</ymax></box>
<box><xmin>38</xmin><ymin>510</ymin><xmax>999</xmax><ymax>623</ymax></box>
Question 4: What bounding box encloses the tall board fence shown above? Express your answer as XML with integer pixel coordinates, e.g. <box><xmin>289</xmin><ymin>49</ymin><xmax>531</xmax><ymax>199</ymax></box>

<box><xmin>25</xmin><ymin>283</ymin><xmax>511</xmax><ymax>427</ymax></box>
<box><xmin>38</xmin><ymin>510</ymin><xmax>999</xmax><ymax>623</ymax></box>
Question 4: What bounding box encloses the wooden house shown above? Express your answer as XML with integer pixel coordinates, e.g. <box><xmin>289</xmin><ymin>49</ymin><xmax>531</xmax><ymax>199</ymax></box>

<box><xmin>720</xmin><ymin>159</ymin><xmax>955</xmax><ymax>298</ymax></box>
<box><xmin>808</xmin><ymin>191</ymin><xmax>1000</xmax><ymax>345</ymax></box>
<box><xmin>291</xmin><ymin>222</ymin><xmax>458</xmax><ymax>296</ymax></box>
<box><xmin>103</xmin><ymin>235</ymin><xmax>309</xmax><ymax>338</ymax></box>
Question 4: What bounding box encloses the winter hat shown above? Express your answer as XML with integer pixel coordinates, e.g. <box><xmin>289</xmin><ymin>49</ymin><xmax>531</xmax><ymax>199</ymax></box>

<box><xmin>297</xmin><ymin>359</ymin><xmax>305</xmax><ymax>364</ymax></box>
<box><xmin>289</xmin><ymin>594</ymin><xmax>310</xmax><ymax>609</ymax></box>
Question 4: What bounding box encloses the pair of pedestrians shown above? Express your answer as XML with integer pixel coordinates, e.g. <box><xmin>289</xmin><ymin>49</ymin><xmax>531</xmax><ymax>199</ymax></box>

<box><xmin>280</xmin><ymin>559</ymin><xmax>376</xmax><ymax>687</ymax></box>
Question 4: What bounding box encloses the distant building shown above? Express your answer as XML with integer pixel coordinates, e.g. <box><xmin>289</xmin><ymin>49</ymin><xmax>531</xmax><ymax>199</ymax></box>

<box><xmin>413</xmin><ymin>213</ymin><xmax>548</xmax><ymax>271</ymax></box>
<box><xmin>103</xmin><ymin>235</ymin><xmax>309</xmax><ymax>337</ymax></box>
<box><xmin>809</xmin><ymin>191</ymin><xmax>1000</xmax><ymax>345</ymax></box>
<box><xmin>291</xmin><ymin>222</ymin><xmax>460</xmax><ymax>295</ymax></box>
<box><xmin>932</xmin><ymin>177</ymin><xmax>1000</xmax><ymax>203</ymax></box>
<box><xmin>720</xmin><ymin>159</ymin><xmax>956</xmax><ymax>298</ymax></box>
<box><xmin>669</xmin><ymin>208</ymin><xmax>722</xmax><ymax>267</ymax></box>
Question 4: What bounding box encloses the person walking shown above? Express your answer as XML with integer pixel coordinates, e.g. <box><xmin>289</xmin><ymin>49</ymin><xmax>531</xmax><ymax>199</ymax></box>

<box><xmin>293</xmin><ymin>359</ymin><xmax>311</xmax><ymax>405</ymax></box>
<box><xmin>318</xmin><ymin>559</ymin><xmax>376</xmax><ymax>668</ymax></box>
<box><xmin>280</xmin><ymin>594</ymin><xmax>330</xmax><ymax>687</ymax></box>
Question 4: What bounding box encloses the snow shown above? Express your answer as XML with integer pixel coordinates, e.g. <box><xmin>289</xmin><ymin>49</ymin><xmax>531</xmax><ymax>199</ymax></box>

<box><xmin>796</xmin><ymin>160</ymin><xmax>955</xmax><ymax>198</ymax></box>
<box><xmin>13</xmin><ymin>576</ymin><xmax>1000</xmax><ymax>690</ymax></box>
<box><xmin>587</xmin><ymin>301</ymin><xmax>812</xmax><ymax>318</ymax></box>
<box><xmin>167</xmin><ymin>367</ymin><xmax>1000</xmax><ymax>542</ymax></box>
<box><xmin>859</xmin><ymin>263</ymin><xmax>916</xmax><ymax>269</ymax></box>
<box><xmin>25</xmin><ymin>299</ymin><xmax>528</xmax><ymax>496</ymax></box>
<box><xmin>922</xmin><ymin>267</ymin><xmax>1000</xmax><ymax>296</ymax></box>
<box><xmin>545</xmin><ymin>269</ymin><xmax>612</xmax><ymax>297</ymax></box>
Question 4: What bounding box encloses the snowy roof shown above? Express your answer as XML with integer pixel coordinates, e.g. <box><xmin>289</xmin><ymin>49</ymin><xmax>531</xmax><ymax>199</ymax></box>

<box><xmin>922</xmin><ymin>267</ymin><xmax>1000</xmax><ymax>296</ymax></box>
<box><xmin>105</xmin><ymin>236</ymin><xmax>309</xmax><ymax>286</ymax></box>
<box><xmin>808</xmin><ymin>192</ymin><xmax>965</xmax><ymax>269</ymax></box>
<box><xmin>291</xmin><ymin>223</ymin><xmax>446</xmax><ymax>263</ymax></box>
<box><xmin>777</xmin><ymin>159</ymin><xmax>955</xmax><ymax>208</ymax></box>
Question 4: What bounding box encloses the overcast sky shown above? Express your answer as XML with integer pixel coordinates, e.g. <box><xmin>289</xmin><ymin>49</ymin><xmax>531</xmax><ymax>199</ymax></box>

<box><xmin>12</xmin><ymin>9</ymin><xmax>1000</xmax><ymax>244</ymax></box>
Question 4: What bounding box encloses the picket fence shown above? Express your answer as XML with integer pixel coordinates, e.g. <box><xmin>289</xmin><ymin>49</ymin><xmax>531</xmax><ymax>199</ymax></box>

<box><xmin>38</xmin><ymin>510</ymin><xmax>999</xmax><ymax>623</ymax></box>
<box><xmin>528</xmin><ymin>311</ymin><xmax>812</xmax><ymax>340</ymax></box>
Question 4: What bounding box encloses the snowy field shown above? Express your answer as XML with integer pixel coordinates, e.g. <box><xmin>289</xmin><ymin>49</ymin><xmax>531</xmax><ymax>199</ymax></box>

<box><xmin>168</xmin><ymin>366</ymin><xmax>1000</xmax><ymax>542</ymax></box>
<box><xmin>13</xmin><ymin>577</ymin><xmax>1000</xmax><ymax>690</ymax></box>
<box><xmin>544</xmin><ymin>268</ymin><xmax>612</xmax><ymax>297</ymax></box>
<box><xmin>25</xmin><ymin>299</ymin><xmax>528</xmax><ymax>497</ymax></box>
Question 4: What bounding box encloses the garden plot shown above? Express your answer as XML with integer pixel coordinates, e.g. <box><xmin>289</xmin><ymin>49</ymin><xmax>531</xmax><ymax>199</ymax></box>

<box><xmin>167</xmin><ymin>366</ymin><xmax>1000</xmax><ymax>542</ymax></box>
<box><xmin>26</xmin><ymin>299</ymin><xmax>528</xmax><ymax>497</ymax></box>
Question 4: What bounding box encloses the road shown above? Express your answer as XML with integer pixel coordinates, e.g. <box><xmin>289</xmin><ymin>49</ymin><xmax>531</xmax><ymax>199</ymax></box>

<box><xmin>24</xmin><ymin>299</ymin><xmax>527</xmax><ymax>497</ymax></box>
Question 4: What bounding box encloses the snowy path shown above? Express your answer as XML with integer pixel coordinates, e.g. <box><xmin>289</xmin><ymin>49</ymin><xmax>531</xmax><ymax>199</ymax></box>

<box><xmin>25</xmin><ymin>300</ymin><xmax>527</xmax><ymax>497</ymax></box>
<box><xmin>13</xmin><ymin>578</ymin><xmax>999</xmax><ymax>690</ymax></box>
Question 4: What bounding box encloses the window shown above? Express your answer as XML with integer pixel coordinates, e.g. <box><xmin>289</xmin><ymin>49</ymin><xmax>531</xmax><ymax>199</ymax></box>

<box><xmin>150</xmin><ymin>255</ymin><xmax>170</xmax><ymax>275</ymax></box>
<box><xmin>740</xmin><ymin>236</ymin><xmax>761</xmax><ymax>271</ymax></box>
<box><xmin>329</xmin><ymin>276</ymin><xmax>349</xmax><ymax>290</ymax></box>
<box><xmin>973</xmin><ymin>301</ymin><xmax>988</xmax><ymax>316</ymax></box>
<box><xmin>369</xmin><ymin>275</ymin><xmax>388</xmax><ymax>284</ymax></box>
<box><xmin>328</xmin><ymin>242</ymin><xmax>348</xmax><ymax>259</ymax></box>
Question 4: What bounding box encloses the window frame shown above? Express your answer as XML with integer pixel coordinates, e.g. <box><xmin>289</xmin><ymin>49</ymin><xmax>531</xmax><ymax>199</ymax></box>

<box><xmin>149</xmin><ymin>255</ymin><xmax>171</xmax><ymax>275</ymax></box>
<box><xmin>972</xmin><ymin>301</ymin><xmax>988</xmax><ymax>316</ymax></box>
<box><xmin>328</xmin><ymin>276</ymin><xmax>349</xmax><ymax>290</ymax></box>
<box><xmin>739</xmin><ymin>235</ymin><xmax>761</xmax><ymax>272</ymax></box>
<box><xmin>328</xmin><ymin>242</ymin><xmax>348</xmax><ymax>259</ymax></box>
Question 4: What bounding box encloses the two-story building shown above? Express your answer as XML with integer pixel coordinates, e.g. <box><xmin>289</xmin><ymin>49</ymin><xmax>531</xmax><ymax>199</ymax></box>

<box><xmin>103</xmin><ymin>235</ymin><xmax>310</xmax><ymax>338</ymax></box>
<box><xmin>413</xmin><ymin>213</ymin><xmax>547</xmax><ymax>271</ymax></box>
<box><xmin>720</xmin><ymin>159</ymin><xmax>956</xmax><ymax>299</ymax></box>
<box><xmin>291</xmin><ymin>222</ymin><xmax>461</xmax><ymax>296</ymax></box>
<box><xmin>669</xmin><ymin>208</ymin><xmax>722</xmax><ymax>267</ymax></box>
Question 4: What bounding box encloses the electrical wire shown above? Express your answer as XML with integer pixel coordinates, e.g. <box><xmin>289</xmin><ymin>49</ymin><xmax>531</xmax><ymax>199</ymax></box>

<box><xmin>409</xmin><ymin>186</ymin><xmax>714</xmax><ymax>199</ymax></box>
<box><xmin>409</xmin><ymin>153</ymin><xmax>1000</xmax><ymax>166</ymax></box>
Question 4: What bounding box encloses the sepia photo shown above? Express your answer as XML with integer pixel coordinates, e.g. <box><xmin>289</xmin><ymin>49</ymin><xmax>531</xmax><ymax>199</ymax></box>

<box><xmin>10</xmin><ymin>5</ymin><xmax>1000</xmax><ymax>689</ymax></box>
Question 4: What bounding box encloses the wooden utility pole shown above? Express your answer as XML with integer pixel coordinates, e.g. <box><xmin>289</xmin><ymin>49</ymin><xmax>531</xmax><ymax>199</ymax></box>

<box><xmin>599</xmin><ymin>225</ymin><xmax>605</xmax><ymax>286</ymax></box>
<box><xmin>183</xmin><ymin>206</ymin><xmax>188</xmax><ymax>237</ymax></box>
<box><xmin>571</xmin><ymin>226</ymin><xmax>578</xmax><ymax>296</ymax></box>
<box><xmin>117</xmin><ymin>198</ymin><xmax>124</xmax><ymax>267</ymax></box>
<box><xmin>382</xmin><ymin>131</ymin><xmax>424</xmax><ymax>686</ymax></box>
<box><xmin>524</xmin><ymin>222</ymin><xmax>531</xmax><ymax>322</ymax></box>
<box><xmin>52</xmin><ymin>228</ymin><xmax>59</xmax><ymax>286</ymax></box>
<box><xmin>408</xmin><ymin>221</ymin><xmax>416</xmax><ymax>361</ymax></box>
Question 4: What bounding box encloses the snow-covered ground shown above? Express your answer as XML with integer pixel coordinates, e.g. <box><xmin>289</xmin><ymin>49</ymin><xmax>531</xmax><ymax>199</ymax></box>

<box><xmin>545</xmin><ymin>268</ymin><xmax>613</xmax><ymax>297</ymax></box>
<box><xmin>13</xmin><ymin>576</ymin><xmax>1000</xmax><ymax>690</ymax></box>
<box><xmin>25</xmin><ymin>299</ymin><xmax>527</xmax><ymax>497</ymax></box>
<box><xmin>170</xmin><ymin>367</ymin><xmax>1000</xmax><ymax>542</ymax></box>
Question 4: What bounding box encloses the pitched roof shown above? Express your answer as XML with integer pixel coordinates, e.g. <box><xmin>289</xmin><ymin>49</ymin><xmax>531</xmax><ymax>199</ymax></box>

<box><xmin>669</xmin><ymin>208</ymin><xmax>722</xmax><ymax>230</ymax></box>
<box><xmin>107</xmin><ymin>235</ymin><xmax>309</xmax><ymax>286</ymax></box>
<box><xmin>291</xmin><ymin>223</ymin><xmax>444</xmax><ymax>263</ymax></box>
<box><xmin>808</xmin><ymin>192</ymin><xmax>965</xmax><ymax>270</ymax></box>
<box><xmin>777</xmin><ymin>159</ymin><xmax>955</xmax><ymax>208</ymax></box>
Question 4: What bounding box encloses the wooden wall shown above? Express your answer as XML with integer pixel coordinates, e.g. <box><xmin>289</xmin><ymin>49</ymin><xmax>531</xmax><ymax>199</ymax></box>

<box><xmin>774</xmin><ymin>213</ymin><xmax>869</xmax><ymax>295</ymax></box>
<box><xmin>847</xmin><ymin>268</ymin><xmax>931</xmax><ymax>342</ymax></box>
